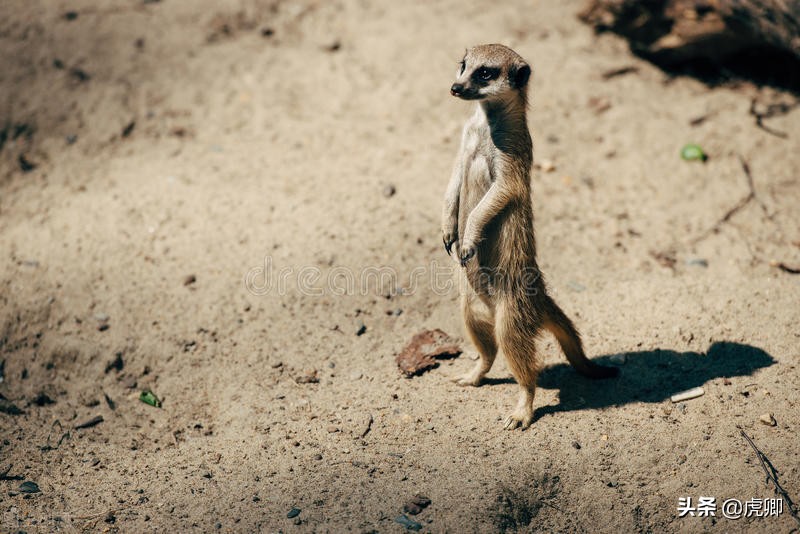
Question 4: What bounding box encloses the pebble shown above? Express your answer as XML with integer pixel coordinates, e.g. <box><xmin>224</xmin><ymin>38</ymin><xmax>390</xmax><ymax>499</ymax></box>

<box><xmin>349</xmin><ymin>371</ymin><xmax>363</xmax><ymax>380</ymax></box>
<box><xmin>572</xmin><ymin>441</ymin><xmax>581</xmax><ymax>450</ymax></box>
<box><xmin>326</xmin><ymin>425</ymin><xmax>339</xmax><ymax>433</ymax></box>
<box><xmin>685</xmin><ymin>258</ymin><xmax>708</xmax><ymax>268</ymax></box>
<box><xmin>355</xmin><ymin>322</ymin><xmax>366</xmax><ymax>336</ymax></box>
<box><xmin>286</xmin><ymin>507</ymin><xmax>300</xmax><ymax>519</ymax></box>
<box><xmin>183</xmin><ymin>274</ymin><xmax>197</xmax><ymax>286</ymax></box>
<box><xmin>394</xmin><ymin>514</ymin><xmax>422</xmax><ymax>531</ymax></box>
<box><xmin>609</xmin><ymin>353</ymin><xmax>627</xmax><ymax>365</ymax></box>
<box><xmin>539</xmin><ymin>159</ymin><xmax>556</xmax><ymax>172</ymax></box>
<box><xmin>759</xmin><ymin>413</ymin><xmax>777</xmax><ymax>426</ymax></box>
<box><xmin>94</xmin><ymin>312</ymin><xmax>110</xmax><ymax>323</ymax></box>
<box><xmin>18</xmin><ymin>481</ymin><xmax>40</xmax><ymax>494</ymax></box>
<box><xmin>670</xmin><ymin>387</ymin><xmax>704</xmax><ymax>403</ymax></box>
<box><xmin>382</xmin><ymin>184</ymin><xmax>396</xmax><ymax>197</ymax></box>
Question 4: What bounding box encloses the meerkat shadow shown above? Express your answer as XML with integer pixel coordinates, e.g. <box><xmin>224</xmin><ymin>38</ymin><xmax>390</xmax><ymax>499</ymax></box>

<box><xmin>531</xmin><ymin>341</ymin><xmax>776</xmax><ymax>422</ymax></box>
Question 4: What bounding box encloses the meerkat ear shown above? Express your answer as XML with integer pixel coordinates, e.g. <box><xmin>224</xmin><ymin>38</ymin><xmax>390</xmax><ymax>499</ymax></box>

<box><xmin>512</xmin><ymin>64</ymin><xmax>531</xmax><ymax>89</ymax></box>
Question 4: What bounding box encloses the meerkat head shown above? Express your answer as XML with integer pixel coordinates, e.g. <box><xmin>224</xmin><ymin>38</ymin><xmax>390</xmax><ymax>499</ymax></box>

<box><xmin>450</xmin><ymin>44</ymin><xmax>531</xmax><ymax>103</ymax></box>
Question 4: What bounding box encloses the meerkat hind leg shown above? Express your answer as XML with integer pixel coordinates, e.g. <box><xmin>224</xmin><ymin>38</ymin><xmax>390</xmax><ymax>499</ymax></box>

<box><xmin>496</xmin><ymin>300</ymin><xmax>540</xmax><ymax>430</ymax></box>
<box><xmin>452</xmin><ymin>292</ymin><xmax>497</xmax><ymax>387</ymax></box>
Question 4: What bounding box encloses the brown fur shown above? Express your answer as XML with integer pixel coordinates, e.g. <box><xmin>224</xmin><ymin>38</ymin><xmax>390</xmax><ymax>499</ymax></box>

<box><xmin>443</xmin><ymin>44</ymin><xmax>618</xmax><ymax>429</ymax></box>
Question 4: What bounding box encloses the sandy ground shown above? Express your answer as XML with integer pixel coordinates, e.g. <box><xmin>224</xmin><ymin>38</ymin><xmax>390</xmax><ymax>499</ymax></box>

<box><xmin>1</xmin><ymin>0</ymin><xmax>799</xmax><ymax>532</ymax></box>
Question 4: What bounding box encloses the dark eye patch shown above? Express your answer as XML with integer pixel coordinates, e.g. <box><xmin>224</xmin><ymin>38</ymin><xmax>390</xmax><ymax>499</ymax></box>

<box><xmin>459</xmin><ymin>60</ymin><xmax>466</xmax><ymax>75</ymax></box>
<box><xmin>472</xmin><ymin>66</ymin><xmax>500</xmax><ymax>83</ymax></box>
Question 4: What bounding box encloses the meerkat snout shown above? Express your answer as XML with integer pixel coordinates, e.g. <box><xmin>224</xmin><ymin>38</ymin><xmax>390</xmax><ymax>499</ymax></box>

<box><xmin>451</xmin><ymin>45</ymin><xmax>532</xmax><ymax>101</ymax></box>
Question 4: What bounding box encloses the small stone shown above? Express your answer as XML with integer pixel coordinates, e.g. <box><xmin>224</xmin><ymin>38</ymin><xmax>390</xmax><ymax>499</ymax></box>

<box><xmin>313</xmin><ymin>454</ymin><xmax>322</xmax><ymax>461</ymax></box>
<box><xmin>606</xmin><ymin>480</ymin><xmax>618</xmax><ymax>488</ymax></box>
<box><xmin>677</xmin><ymin>454</ymin><xmax>687</xmax><ymax>465</ymax></box>
<box><xmin>94</xmin><ymin>312</ymin><xmax>110</xmax><ymax>323</ymax></box>
<box><xmin>326</xmin><ymin>425</ymin><xmax>339</xmax><ymax>433</ymax></box>
<box><xmin>287</xmin><ymin>507</ymin><xmax>301</xmax><ymax>519</ymax></box>
<box><xmin>382</xmin><ymin>184</ymin><xmax>396</xmax><ymax>197</ymax></box>
<box><xmin>356</xmin><ymin>323</ymin><xmax>366</xmax><ymax>336</ymax></box>
<box><xmin>600</xmin><ymin>434</ymin><xmax>608</xmax><ymax>441</ymax></box>
<box><xmin>349</xmin><ymin>371</ymin><xmax>362</xmax><ymax>380</ymax></box>
<box><xmin>295</xmin><ymin>368</ymin><xmax>319</xmax><ymax>384</ymax></box>
<box><xmin>572</xmin><ymin>441</ymin><xmax>581</xmax><ymax>450</ymax></box>
<box><xmin>609</xmin><ymin>353</ymin><xmax>627</xmax><ymax>365</ymax></box>
<box><xmin>425</xmin><ymin>423</ymin><xmax>434</xmax><ymax>431</ymax></box>
<box><xmin>270</xmin><ymin>361</ymin><xmax>283</xmax><ymax>369</ymax></box>
<box><xmin>18</xmin><ymin>481</ymin><xmax>40</xmax><ymax>494</ymax></box>
<box><xmin>759</xmin><ymin>413</ymin><xmax>777</xmax><ymax>426</ymax></box>
<box><xmin>685</xmin><ymin>258</ymin><xmax>709</xmax><ymax>268</ymax></box>
<box><xmin>539</xmin><ymin>159</ymin><xmax>556</xmax><ymax>172</ymax></box>
<box><xmin>183</xmin><ymin>274</ymin><xmax>197</xmax><ymax>286</ymax></box>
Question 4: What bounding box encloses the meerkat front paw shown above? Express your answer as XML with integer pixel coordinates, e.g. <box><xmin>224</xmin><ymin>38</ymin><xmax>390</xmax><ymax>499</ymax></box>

<box><xmin>459</xmin><ymin>244</ymin><xmax>476</xmax><ymax>266</ymax></box>
<box><xmin>442</xmin><ymin>231</ymin><xmax>458</xmax><ymax>256</ymax></box>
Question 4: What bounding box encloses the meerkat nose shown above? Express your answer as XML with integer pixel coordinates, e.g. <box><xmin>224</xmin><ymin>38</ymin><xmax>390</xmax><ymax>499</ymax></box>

<box><xmin>450</xmin><ymin>83</ymin><xmax>464</xmax><ymax>96</ymax></box>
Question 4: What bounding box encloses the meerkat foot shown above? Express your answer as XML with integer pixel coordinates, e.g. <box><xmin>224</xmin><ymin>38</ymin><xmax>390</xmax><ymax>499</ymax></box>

<box><xmin>503</xmin><ymin>389</ymin><xmax>535</xmax><ymax>430</ymax></box>
<box><xmin>451</xmin><ymin>362</ymin><xmax>486</xmax><ymax>387</ymax></box>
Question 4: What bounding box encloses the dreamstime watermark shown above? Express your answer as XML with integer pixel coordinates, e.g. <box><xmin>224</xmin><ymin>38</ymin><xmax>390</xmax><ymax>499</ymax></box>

<box><xmin>243</xmin><ymin>256</ymin><xmax>543</xmax><ymax>298</ymax></box>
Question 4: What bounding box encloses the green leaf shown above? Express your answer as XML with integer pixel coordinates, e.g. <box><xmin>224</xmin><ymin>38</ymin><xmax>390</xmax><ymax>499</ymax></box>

<box><xmin>681</xmin><ymin>143</ymin><xmax>707</xmax><ymax>162</ymax></box>
<box><xmin>139</xmin><ymin>389</ymin><xmax>162</xmax><ymax>408</ymax></box>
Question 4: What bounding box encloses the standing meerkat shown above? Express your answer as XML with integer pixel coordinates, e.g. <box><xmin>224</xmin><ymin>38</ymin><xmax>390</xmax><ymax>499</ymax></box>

<box><xmin>442</xmin><ymin>44</ymin><xmax>618</xmax><ymax>430</ymax></box>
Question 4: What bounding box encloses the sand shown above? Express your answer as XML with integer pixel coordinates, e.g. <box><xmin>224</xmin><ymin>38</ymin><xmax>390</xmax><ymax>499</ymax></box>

<box><xmin>1</xmin><ymin>0</ymin><xmax>799</xmax><ymax>532</ymax></box>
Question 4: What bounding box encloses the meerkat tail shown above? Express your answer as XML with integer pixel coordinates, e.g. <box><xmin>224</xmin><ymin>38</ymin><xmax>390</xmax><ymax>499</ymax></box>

<box><xmin>543</xmin><ymin>297</ymin><xmax>619</xmax><ymax>379</ymax></box>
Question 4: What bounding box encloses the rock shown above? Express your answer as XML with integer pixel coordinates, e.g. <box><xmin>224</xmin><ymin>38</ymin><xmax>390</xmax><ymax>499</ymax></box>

<box><xmin>670</xmin><ymin>387</ymin><xmax>705</xmax><ymax>403</ymax></box>
<box><xmin>356</xmin><ymin>322</ymin><xmax>367</xmax><ymax>336</ymax></box>
<box><xmin>685</xmin><ymin>257</ymin><xmax>709</xmax><ymax>267</ymax></box>
<box><xmin>759</xmin><ymin>413</ymin><xmax>777</xmax><ymax>426</ymax></box>
<box><xmin>349</xmin><ymin>371</ymin><xmax>363</xmax><ymax>380</ymax></box>
<box><xmin>395</xmin><ymin>514</ymin><xmax>422</xmax><ymax>531</ymax></box>
<box><xmin>539</xmin><ymin>159</ymin><xmax>556</xmax><ymax>172</ymax></box>
<box><xmin>18</xmin><ymin>481</ymin><xmax>40</xmax><ymax>493</ymax></box>
<box><xmin>382</xmin><ymin>184</ymin><xmax>396</xmax><ymax>197</ymax></box>
<box><xmin>287</xmin><ymin>507</ymin><xmax>301</xmax><ymax>519</ymax></box>
<box><xmin>403</xmin><ymin>494</ymin><xmax>432</xmax><ymax>515</ymax></box>
<box><xmin>295</xmin><ymin>368</ymin><xmax>319</xmax><ymax>384</ymax></box>
<box><xmin>396</xmin><ymin>329</ymin><xmax>462</xmax><ymax>378</ymax></box>
<box><xmin>572</xmin><ymin>441</ymin><xmax>581</xmax><ymax>449</ymax></box>
<box><xmin>105</xmin><ymin>352</ymin><xmax>124</xmax><ymax>373</ymax></box>
<box><xmin>326</xmin><ymin>425</ymin><xmax>339</xmax><ymax>433</ymax></box>
<box><xmin>183</xmin><ymin>274</ymin><xmax>197</xmax><ymax>286</ymax></box>
<box><xmin>0</xmin><ymin>399</ymin><xmax>24</xmax><ymax>415</ymax></box>
<box><xmin>94</xmin><ymin>312</ymin><xmax>110</xmax><ymax>323</ymax></box>
<box><xmin>609</xmin><ymin>353</ymin><xmax>627</xmax><ymax>365</ymax></box>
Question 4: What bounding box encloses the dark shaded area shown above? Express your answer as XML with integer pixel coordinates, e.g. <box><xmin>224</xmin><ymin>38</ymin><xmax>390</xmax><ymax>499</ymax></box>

<box><xmin>533</xmin><ymin>342</ymin><xmax>774</xmax><ymax>421</ymax></box>
<box><xmin>656</xmin><ymin>47</ymin><xmax>800</xmax><ymax>95</ymax></box>
<box><xmin>579</xmin><ymin>0</ymin><xmax>800</xmax><ymax>94</ymax></box>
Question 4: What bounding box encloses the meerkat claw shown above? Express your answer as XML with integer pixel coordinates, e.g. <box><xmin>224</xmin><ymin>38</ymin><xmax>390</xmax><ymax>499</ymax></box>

<box><xmin>503</xmin><ymin>413</ymin><xmax>532</xmax><ymax>430</ymax></box>
<box><xmin>443</xmin><ymin>236</ymin><xmax>455</xmax><ymax>255</ymax></box>
<box><xmin>459</xmin><ymin>246</ymin><xmax>475</xmax><ymax>266</ymax></box>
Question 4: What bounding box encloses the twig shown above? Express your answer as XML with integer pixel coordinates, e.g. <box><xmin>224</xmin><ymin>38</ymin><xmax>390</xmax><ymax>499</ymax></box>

<box><xmin>690</xmin><ymin>155</ymin><xmax>768</xmax><ymax>244</ymax></box>
<box><xmin>539</xmin><ymin>499</ymin><xmax>564</xmax><ymax>513</ymax></box>
<box><xmin>738</xmin><ymin>427</ymin><xmax>800</xmax><ymax>526</ymax></box>
<box><xmin>749</xmin><ymin>99</ymin><xmax>795</xmax><ymax>139</ymax></box>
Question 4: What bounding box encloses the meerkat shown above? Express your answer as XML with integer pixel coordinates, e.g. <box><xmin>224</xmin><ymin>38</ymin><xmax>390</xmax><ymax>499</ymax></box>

<box><xmin>442</xmin><ymin>44</ymin><xmax>618</xmax><ymax>430</ymax></box>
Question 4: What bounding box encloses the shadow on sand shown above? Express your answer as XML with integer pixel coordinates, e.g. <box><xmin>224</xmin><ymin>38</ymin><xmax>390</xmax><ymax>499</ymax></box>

<box><xmin>527</xmin><ymin>341</ymin><xmax>775</xmax><ymax>422</ymax></box>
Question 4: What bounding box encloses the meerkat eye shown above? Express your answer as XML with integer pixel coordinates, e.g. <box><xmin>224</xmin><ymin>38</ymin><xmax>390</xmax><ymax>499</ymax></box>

<box><xmin>476</xmin><ymin>67</ymin><xmax>495</xmax><ymax>81</ymax></box>
<box><xmin>459</xmin><ymin>60</ymin><xmax>466</xmax><ymax>75</ymax></box>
